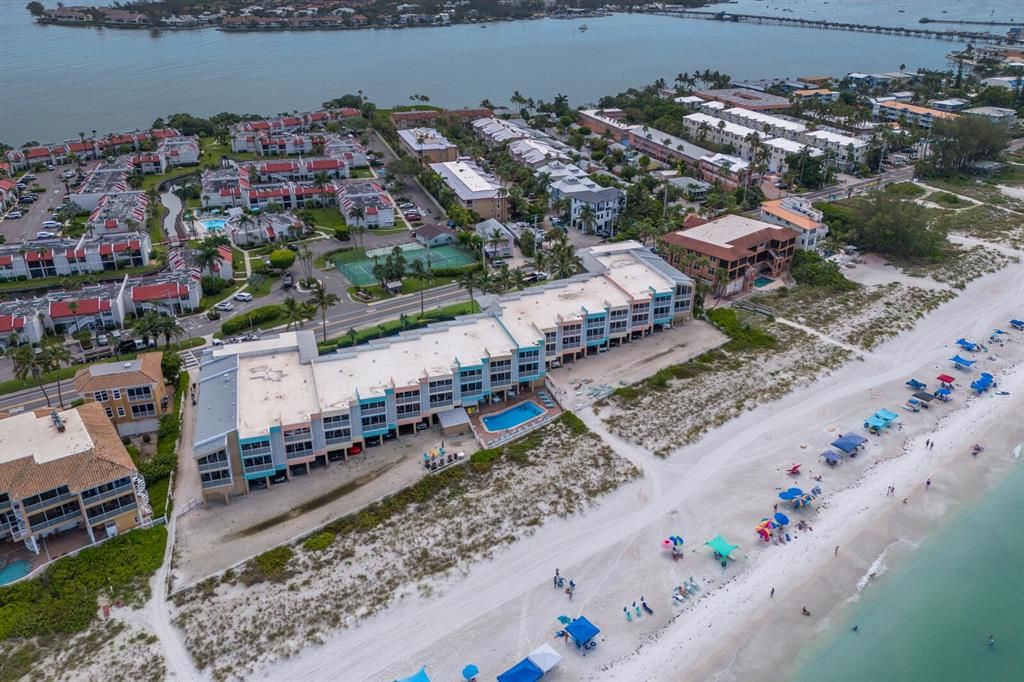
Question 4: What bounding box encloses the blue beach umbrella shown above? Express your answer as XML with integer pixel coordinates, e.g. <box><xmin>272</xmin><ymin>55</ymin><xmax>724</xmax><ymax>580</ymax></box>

<box><xmin>461</xmin><ymin>664</ymin><xmax>479</xmax><ymax>681</ymax></box>
<box><xmin>774</xmin><ymin>512</ymin><xmax>790</xmax><ymax>526</ymax></box>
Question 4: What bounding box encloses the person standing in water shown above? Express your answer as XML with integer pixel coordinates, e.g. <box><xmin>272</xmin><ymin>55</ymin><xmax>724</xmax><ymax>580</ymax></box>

<box><xmin>989</xmin><ymin>634</ymin><xmax>995</xmax><ymax>647</ymax></box>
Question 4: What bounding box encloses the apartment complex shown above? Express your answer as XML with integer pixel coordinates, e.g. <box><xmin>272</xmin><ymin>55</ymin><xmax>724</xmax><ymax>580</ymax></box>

<box><xmin>336</xmin><ymin>182</ymin><xmax>396</xmax><ymax>228</ymax></box>
<box><xmin>547</xmin><ymin>175</ymin><xmax>625</xmax><ymax>236</ymax></box>
<box><xmin>0</xmin><ymin>232</ymin><xmax>150</xmax><ymax>282</ymax></box>
<box><xmin>872</xmin><ymin>101</ymin><xmax>958</xmax><ymax>129</ymax></box>
<box><xmin>388</xmin><ymin>108</ymin><xmax>493</xmax><ymax>129</ymax></box>
<box><xmin>0</xmin><ymin>402</ymin><xmax>152</xmax><ymax>556</ymax></box>
<box><xmin>73</xmin><ymin>353</ymin><xmax>167</xmax><ymax>437</ymax></box>
<box><xmin>3</xmin><ymin>127</ymin><xmax>188</xmax><ymax>171</ymax></box>
<box><xmin>660</xmin><ymin>214</ymin><xmax>799</xmax><ymax>295</ymax></box>
<box><xmin>191</xmin><ymin>242</ymin><xmax>694</xmax><ymax>503</ymax></box>
<box><xmin>697</xmin><ymin>154</ymin><xmax>750</xmax><ymax>190</ymax></box>
<box><xmin>397</xmin><ymin>127</ymin><xmax>459</xmax><ymax>164</ymax></box>
<box><xmin>759</xmin><ymin>198</ymin><xmax>829</xmax><ymax>252</ymax></box>
<box><xmin>694</xmin><ymin>88</ymin><xmax>791</xmax><ymax>111</ymax></box>
<box><xmin>429</xmin><ymin>159</ymin><xmax>510</xmax><ymax>221</ymax></box>
<box><xmin>86</xmin><ymin>192</ymin><xmax>149</xmax><ymax>236</ymax></box>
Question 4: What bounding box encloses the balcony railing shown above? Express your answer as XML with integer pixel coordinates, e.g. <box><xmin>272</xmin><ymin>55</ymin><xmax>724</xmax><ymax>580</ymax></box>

<box><xmin>29</xmin><ymin>509</ymin><xmax>82</xmax><ymax>532</ymax></box>
<box><xmin>23</xmin><ymin>491</ymin><xmax>77</xmax><ymax>514</ymax></box>
<box><xmin>86</xmin><ymin>502</ymin><xmax>137</xmax><ymax>525</ymax></box>
<box><xmin>197</xmin><ymin>458</ymin><xmax>229</xmax><ymax>473</ymax></box>
<box><xmin>201</xmin><ymin>475</ymin><xmax>233</xmax><ymax>490</ymax></box>
<box><xmin>81</xmin><ymin>482</ymin><xmax>133</xmax><ymax>507</ymax></box>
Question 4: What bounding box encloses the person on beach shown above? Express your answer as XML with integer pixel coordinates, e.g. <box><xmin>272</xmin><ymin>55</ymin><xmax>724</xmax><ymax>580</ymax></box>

<box><xmin>835</xmin><ymin>545</ymin><xmax>840</xmax><ymax>556</ymax></box>
<box><xmin>771</xmin><ymin>587</ymin><xmax>775</xmax><ymax>598</ymax></box>
<box><xmin>852</xmin><ymin>625</ymin><xmax>859</xmax><ymax>633</ymax></box>
<box><xmin>926</xmin><ymin>478</ymin><xmax>932</xmax><ymax>490</ymax></box>
<box><xmin>925</xmin><ymin>439</ymin><xmax>930</xmax><ymax>449</ymax></box>
<box><xmin>553</xmin><ymin>568</ymin><xmax>559</xmax><ymax>588</ymax></box>
<box><xmin>989</xmin><ymin>635</ymin><xmax>995</xmax><ymax>647</ymax></box>
<box><xmin>802</xmin><ymin>607</ymin><xmax>811</xmax><ymax>616</ymax></box>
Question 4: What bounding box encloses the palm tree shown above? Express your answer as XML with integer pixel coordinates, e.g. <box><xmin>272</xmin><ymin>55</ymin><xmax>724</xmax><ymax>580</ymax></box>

<box><xmin>350</xmin><ymin>205</ymin><xmax>365</xmax><ymax>228</ymax></box>
<box><xmin>67</xmin><ymin>300</ymin><xmax>81</xmax><ymax>336</ymax></box>
<box><xmin>457</xmin><ymin>269</ymin><xmax>482</xmax><ymax>310</ymax></box>
<box><xmin>313</xmin><ymin>170</ymin><xmax>332</xmax><ymax>206</ymax></box>
<box><xmin>133</xmin><ymin>312</ymin><xmax>162</xmax><ymax>347</ymax></box>
<box><xmin>486</xmin><ymin>228</ymin><xmax>506</xmax><ymax>263</ymax></box>
<box><xmin>509</xmin><ymin>268</ymin><xmax>527</xmax><ymax>291</ymax></box>
<box><xmin>155</xmin><ymin>315</ymin><xmax>186</xmax><ymax>349</ymax></box>
<box><xmin>298</xmin><ymin>244</ymin><xmax>314</xmax><ymax>283</ymax></box>
<box><xmin>282</xmin><ymin>296</ymin><xmax>310</xmax><ymax>331</ymax></box>
<box><xmin>577</xmin><ymin>204</ymin><xmax>597</xmax><ymax>234</ymax></box>
<box><xmin>408</xmin><ymin>259</ymin><xmax>431</xmax><ymax>315</ymax></box>
<box><xmin>41</xmin><ymin>338</ymin><xmax>71</xmax><ymax>408</ymax></box>
<box><xmin>351</xmin><ymin>224</ymin><xmax>367</xmax><ymax>249</ymax></box>
<box><xmin>531</xmin><ymin>248</ymin><xmax>548</xmax><ymax>275</ymax></box>
<box><xmin>309</xmin><ymin>281</ymin><xmax>339</xmax><ymax>343</ymax></box>
<box><xmin>346</xmin><ymin>327</ymin><xmax>358</xmax><ymax>347</ymax></box>
<box><xmin>11</xmin><ymin>343</ymin><xmax>52</xmax><ymax>407</ymax></box>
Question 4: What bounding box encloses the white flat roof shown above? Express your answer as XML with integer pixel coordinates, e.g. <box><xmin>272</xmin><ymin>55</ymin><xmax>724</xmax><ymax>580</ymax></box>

<box><xmin>806</xmin><ymin>130</ymin><xmax>868</xmax><ymax>148</ymax></box>
<box><xmin>500</xmin><ymin>277</ymin><xmax>631</xmax><ymax>345</ymax></box>
<box><xmin>236</xmin><ymin>351</ymin><xmax>318</xmax><ymax>435</ymax></box>
<box><xmin>684</xmin><ymin>214</ymin><xmax>780</xmax><ymax>245</ymax></box>
<box><xmin>430</xmin><ymin>160</ymin><xmax>501</xmax><ymax>199</ymax></box>
<box><xmin>0</xmin><ymin>409</ymin><xmax>94</xmax><ymax>465</ymax></box>
<box><xmin>593</xmin><ymin>252</ymin><xmax>671</xmax><ymax>298</ymax></box>
<box><xmin>398</xmin><ymin>127</ymin><xmax>455</xmax><ymax>151</ymax></box>
<box><xmin>684</xmin><ymin>113</ymin><xmax>761</xmax><ymax>139</ymax></box>
<box><xmin>764</xmin><ymin>138</ymin><xmax>823</xmax><ymax>155</ymax></box>
<box><xmin>724</xmin><ymin>107</ymin><xmax>807</xmax><ymax>134</ymax></box>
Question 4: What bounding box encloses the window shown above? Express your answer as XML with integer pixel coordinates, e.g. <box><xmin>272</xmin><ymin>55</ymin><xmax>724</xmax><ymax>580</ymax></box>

<box><xmin>28</xmin><ymin>500</ymin><xmax>81</xmax><ymax>529</ymax></box>
<box><xmin>240</xmin><ymin>439</ymin><xmax>272</xmax><ymax>456</ymax></box>
<box><xmin>94</xmin><ymin>390</ymin><xmax>109</xmax><ymax>402</ymax></box>
<box><xmin>285</xmin><ymin>441</ymin><xmax>313</xmax><ymax>456</ymax></box>
<box><xmin>117</xmin><ymin>407</ymin><xmax>126</xmax><ymax>418</ymax></box>
<box><xmin>23</xmin><ymin>485</ymin><xmax>71</xmax><ymax>510</ymax></box>
<box><xmin>127</xmin><ymin>386</ymin><xmax>152</xmax><ymax>401</ymax></box>
<box><xmin>361</xmin><ymin>412</ymin><xmax>388</xmax><ymax>428</ymax></box>
<box><xmin>111</xmin><ymin>389</ymin><xmax>121</xmax><ymax>400</ymax></box>
<box><xmin>201</xmin><ymin>469</ymin><xmax>232</xmax><ymax>488</ymax></box>
<box><xmin>197</xmin><ymin>450</ymin><xmax>228</xmax><ymax>472</ymax></box>
<box><xmin>324</xmin><ymin>426</ymin><xmax>352</xmax><ymax>443</ymax></box>
<box><xmin>544</xmin><ymin>331</ymin><xmax>557</xmax><ymax>356</ymax></box>
<box><xmin>243</xmin><ymin>453</ymin><xmax>274</xmax><ymax>471</ymax></box>
<box><xmin>81</xmin><ymin>477</ymin><xmax>132</xmax><ymax>502</ymax></box>
<box><xmin>85</xmin><ymin>493</ymin><xmax>136</xmax><ymax>521</ymax></box>
<box><xmin>562</xmin><ymin>324</ymin><xmax>582</xmax><ymax>349</ymax></box>
<box><xmin>283</xmin><ymin>426</ymin><xmax>312</xmax><ymax>443</ymax></box>
<box><xmin>130</xmin><ymin>403</ymin><xmax>156</xmax><ymax>418</ymax></box>
<box><xmin>428</xmin><ymin>378</ymin><xmax>454</xmax><ymax>408</ymax></box>
<box><xmin>105</xmin><ymin>407</ymin><xmax>113</xmax><ymax>418</ymax></box>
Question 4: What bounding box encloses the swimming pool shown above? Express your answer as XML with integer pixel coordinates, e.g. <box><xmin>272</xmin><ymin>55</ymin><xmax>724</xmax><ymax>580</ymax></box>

<box><xmin>200</xmin><ymin>218</ymin><xmax>228</xmax><ymax>230</ymax></box>
<box><xmin>0</xmin><ymin>559</ymin><xmax>31</xmax><ymax>585</ymax></box>
<box><xmin>482</xmin><ymin>400</ymin><xmax>545</xmax><ymax>432</ymax></box>
<box><xmin>754</xmin><ymin>276</ymin><xmax>774</xmax><ymax>288</ymax></box>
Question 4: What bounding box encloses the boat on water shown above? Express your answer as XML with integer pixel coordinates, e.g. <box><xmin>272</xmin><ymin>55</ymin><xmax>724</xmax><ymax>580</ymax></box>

<box><xmin>579</xmin><ymin>24</ymin><xmax>588</xmax><ymax>32</ymax></box>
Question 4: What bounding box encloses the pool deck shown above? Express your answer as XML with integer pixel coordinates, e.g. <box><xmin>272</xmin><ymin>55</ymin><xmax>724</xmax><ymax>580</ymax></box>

<box><xmin>1</xmin><ymin>526</ymin><xmax>94</xmax><ymax>582</ymax></box>
<box><xmin>468</xmin><ymin>388</ymin><xmax>562</xmax><ymax>448</ymax></box>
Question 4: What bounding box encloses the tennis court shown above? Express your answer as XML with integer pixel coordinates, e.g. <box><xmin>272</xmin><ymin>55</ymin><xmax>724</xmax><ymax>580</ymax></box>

<box><xmin>337</xmin><ymin>244</ymin><xmax>477</xmax><ymax>286</ymax></box>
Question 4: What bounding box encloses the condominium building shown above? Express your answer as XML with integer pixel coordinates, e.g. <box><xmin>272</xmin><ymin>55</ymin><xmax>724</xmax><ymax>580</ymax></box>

<box><xmin>694</xmin><ymin>88</ymin><xmax>791</xmax><ymax>111</ymax></box>
<box><xmin>429</xmin><ymin>159</ymin><xmax>510</xmax><ymax>221</ymax></box>
<box><xmin>388</xmin><ymin>108</ymin><xmax>493</xmax><ymax>129</ymax></box>
<box><xmin>475</xmin><ymin>219</ymin><xmax>515</xmax><ymax>258</ymax></box>
<box><xmin>682</xmin><ymin>113</ymin><xmax>764</xmax><ymax>159</ymax></box>
<box><xmin>336</xmin><ymin>182</ymin><xmax>395</xmax><ymax>228</ymax></box>
<box><xmin>73</xmin><ymin>353</ymin><xmax>167</xmax><ymax>437</ymax></box>
<box><xmin>697</xmin><ymin>154</ymin><xmax>750</xmax><ymax>190</ymax></box>
<box><xmin>761</xmin><ymin>138</ymin><xmax>823</xmax><ymax>174</ymax></box>
<box><xmin>872</xmin><ymin>101</ymin><xmax>958</xmax><ymax>129</ymax></box>
<box><xmin>576</xmin><ymin>109</ymin><xmax>634</xmax><ymax>141</ymax></box>
<box><xmin>625</xmin><ymin>126</ymin><xmax>712</xmax><ymax>166</ymax></box>
<box><xmin>717</xmin><ymin>107</ymin><xmax>808</xmax><ymax>141</ymax></box>
<box><xmin>802</xmin><ymin>130</ymin><xmax>869</xmax><ymax>169</ymax></box>
<box><xmin>660</xmin><ymin>214</ymin><xmax>799</xmax><ymax>295</ymax></box>
<box><xmin>791</xmin><ymin>89</ymin><xmax>840</xmax><ymax>103</ymax></box>
<box><xmin>191</xmin><ymin>242</ymin><xmax>693</xmax><ymax>503</ymax></box>
<box><xmin>156</xmin><ymin>136</ymin><xmax>201</xmax><ymax>167</ymax></box>
<box><xmin>962</xmin><ymin>106</ymin><xmax>1017</xmax><ymax>124</ymax></box>
<box><xmin>0</xmin><ymin>232</ymin><xmax>151</xmax><ymax>282</ymax></box>
<box><xmin>397</xmin><ymin>127</ymin><xmax>459</xmax><ymax>164</ymax></box>
<box><xmin>249</xmin><ymin>157</ymin><xmax>349</xmax><ymax>183</ymax></box>
<box><xmin>0</xmin><ymin>402</ymin><xmax>152</xmax><ymax>556</ymax></box>
<box><xmin>86</xmin><ymin>192</ymin><xmax>149</xmax><ymax>236</ymax></box>
<box><xmin>472</xmin><ymin>117</ymin><xmax>531</xmax><ymax>146</ymax></box>
<box><xmin>70</xmin><ymin>162</ymin><xmax>133</xmax><ymax>211</ymax></box>
<box><xmin>759</xmin><ymin>198</ymin><xmax>829</xmax><ymax>252</ymax></box>
<box><xmin>548</xmin><ymin>175</ymin><xmax>625</xmax><ymax>236</ymax></box>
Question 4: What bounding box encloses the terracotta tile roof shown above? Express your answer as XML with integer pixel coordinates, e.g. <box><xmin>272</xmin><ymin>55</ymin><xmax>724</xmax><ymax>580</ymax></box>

<box><xmin>760</xmin><ymin>200</ymin><xmax>824</xmax><ymax>231</ymax></box>
<box><xmin>0</xmin><ymin>314</ymin><xmax>25</xmax><ymax>333</ymax></box>
<box><xmin>131</xmin><ymin>282</ymin><xmax>188</xmax><ymax>302</ymax></box>
<box><xmin>73</xmin><ymin>352</ymin><xmax>164</xmax><ymax>394</ymax></box>
<box><xmin>0</xmin><ymin>402</ymin><xmax>137</xmax><ymax>500</ymax></box>
<box><xmin>50</xmin><ymin>298</ymin><xmax>112</xmax><ymax>318</ymax></box>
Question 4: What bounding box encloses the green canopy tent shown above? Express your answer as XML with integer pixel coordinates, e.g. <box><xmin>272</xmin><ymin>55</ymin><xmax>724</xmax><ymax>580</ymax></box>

<box><xmin>705</xmin><ymin>535</ymin><xmax>738</xmax><ymax>567</ymax></box>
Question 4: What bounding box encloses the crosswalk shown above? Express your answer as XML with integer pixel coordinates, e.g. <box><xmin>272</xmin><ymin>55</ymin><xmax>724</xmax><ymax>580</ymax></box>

<box><xmin>179</xmin><ymin>348</ymin><xmax>202</xmax><ymax>372</ymax></box>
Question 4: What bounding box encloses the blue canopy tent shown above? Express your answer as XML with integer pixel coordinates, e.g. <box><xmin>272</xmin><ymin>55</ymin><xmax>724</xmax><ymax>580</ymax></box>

<box><xmin>905</xmin><ymin>378</ymin><xmax>926</xmax><ymax>390</ymax></box>
<box><xmin>396</xmin><ymin>667</ymin><xmax>431</xmax><ymax>682</ymax></box>
<box><xmin>564</xmin><ymin>616</ymin><xmax>600</xmax><ymax>648</ymax></box>
<box><xmin>497</xmin><ymin>659</ymin><xmax>543</xmax><ymax>682</ymax></box>
<box><xmin>955</xmin><ymin>338</ymin><xmax>980</xmax><ymax>352</ymax></box>
<box><xmin>1011</xmin><ymin>320</ymin><xmax>1024</xmax><ymax>331</ymax></box>
<box><xmin>935</xmin><ymin>387</ymin><xmax>952</xmax><ymax>402</ymax></box>
<box><xmin>865</xmin><ymin>410</ymin><xmax>898</xmax><ymax>433</ymax></box>
<box><xmin>831</xmin><ymin>434</ymin><xmax>867</xmax><ymax>454</ymax></box>
<box><xmin>820</xmin><ymin>450</ymin><xmax>842</xmax><ymax>465</ymax></box>
<box><xmin>950</xmin><ymin>355</ymin><xmax>976</xmax><ymax>370</ymax></box>
<box><xmin>971</xmin><ymin>372</ymin><xmax>994</xmax><ymax>394</ymax></box>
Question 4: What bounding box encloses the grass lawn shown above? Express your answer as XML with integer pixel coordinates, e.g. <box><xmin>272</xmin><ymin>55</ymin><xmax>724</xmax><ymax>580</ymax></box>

<box><xmin>302</xmin><ymin>207</ymin><xmax>347</xmax><ymax>230</ymax></box>
<box><xmin>350</xmin><ymin>168</ymin><xmax>375</xmax><ymax>179</ymax></box>
<box><xmin>199</xmin><ymin>281</ymin><xmax>243</xmax><ymax>309</ymax></box>
<box><xmin>347</xmin><ymin>275</ymin><xmax>455</xmax><ymax>300</ymax></box>
<box><xmin>318</xmin><ymin>300</ymin><xmax>479</xmax><ymax>352</ymax></box>
<box><xmin>142</xmin><ymin>169</ymin><xmax>198</xmax><ymax>192</ymax></box>
<box><xmin>333</xmin><ymin>247</ymin><xmax>367</xmax><ymax>263</ymax></box>
<box><xmin>247</xmin><ymin>273</ymin><xmax>280</xmax><ymax>298</ymax></box>
<box><xmin>199</xmin><ymin>137</ymin><xmax>259</xmax><ymax>165</ymax></box>
<box><xmin>231</xmin><ymin>246</ymin><xmax>248</xmax><ymax>278</ymax></box>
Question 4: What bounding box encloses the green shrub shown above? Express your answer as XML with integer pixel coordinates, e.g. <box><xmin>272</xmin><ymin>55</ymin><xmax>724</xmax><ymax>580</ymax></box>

<box><xmin>431</xmin><ymin>262</ymin><xmax>481</xmax><ymax>278</ymax></box>
<box><xmin>302</xmin><ymin>531</ymin><xmax>336</xmax><ymax>552</ymax></box>
<box><xmin>334</xmin><ymin>227</ymin><xmax>350</xmax><ymax>241</ymax></box>
<box><xmin>220</xmin><ymin>304</ymin><xmax>285</xmax><ymax>336</ymax></box>
<box><xmin>885</xmin><ymin>182</ymin><xmax>926</xmax><ymax>198</ymax></box>
<box><xmin>790</xmin><ymin>250</ymin><xmax>857</xmax><ymax>292</ymax></box>
<box><xmin>707</xmin><ymin>308</ymin><xmax>777</xmax><ymax>352</ymax></box>
<box><xmin>268</xmin><ymin>249</ymin><xmax>296</xmax><ymax>271</ymax></box>
<box><xmin>0</xmin><ymin>527</ymin><xmax>166</xmax><ymax>640</ymax></box>
<box><xmin>241</xmin><ymin>546</ymin><xmax>294</xmax><ymax>585</ymax></box>
<box><xmin>200</xmin><ymin>276</ymin><xmax>226</xmax><ymax>296</ymax></box>
<box><xmin>931</xmin><ymin>191</ymin><xmax>963</xmax><ymax>206</ymax></box>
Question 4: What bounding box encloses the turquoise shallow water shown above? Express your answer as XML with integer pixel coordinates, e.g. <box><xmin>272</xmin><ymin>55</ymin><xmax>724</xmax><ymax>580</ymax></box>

<box><xmin>791</xmin><ymin>462</ymin><xmax>1024</xmax><ymax>682</ymax></box>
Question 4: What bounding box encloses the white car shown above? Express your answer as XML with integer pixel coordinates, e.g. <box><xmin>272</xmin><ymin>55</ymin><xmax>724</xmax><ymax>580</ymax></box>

<box><xmin>215</xmin><ymin>301</ymin><xmax>234</xmax><ymax>311</ymax></box>
<box><xmin>5</xmin><ymin>211</ymin><xmax>23</xmax><ymax>219</ymax></box>
<box><xmin>42</xmin><ymin>220</ymin><xmax>61</xmax><ymax>229</ymax></box>
<box><xmin>233</xmin><ymin>292</ymin><xmax>253</xmax><ymax>302</ymax></box>
<box><xmin>36</xmin><ymin>231</ymin><xmax>57</xmax><ymax>239</ymax></box>
<box><xmin>63</xmin><ymin>170</ymin><xmax>76</xmax><ymax>178</ymax></box>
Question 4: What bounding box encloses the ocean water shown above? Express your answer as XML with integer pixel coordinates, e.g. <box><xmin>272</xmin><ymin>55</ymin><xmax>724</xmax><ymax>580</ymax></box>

<box><xmin>791</xmin><ymin>461</ymin><xmax>1024</xmax><ymax>682</ymax></box>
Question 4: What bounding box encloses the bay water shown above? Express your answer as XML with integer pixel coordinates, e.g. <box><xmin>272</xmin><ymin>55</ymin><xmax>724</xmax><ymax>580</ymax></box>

<box><xmin>791</xmin><ymin>460</ymin><xmax>1024</xmax><ymax>682</ymax></box>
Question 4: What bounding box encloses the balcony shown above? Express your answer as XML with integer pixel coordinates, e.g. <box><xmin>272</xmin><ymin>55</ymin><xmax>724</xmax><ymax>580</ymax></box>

<box><xmin>23</xmin><ymin>491</ymin><xmax>77</xmax><ymax>514</ymax></box>
<box><xmin>29</xmin><ymin>509</ymin><xmax>82</xmax><ymax>532</ymax></box>
<box><xmin>197</xmin><ymin>459</ymin><xmax>229</xmax><ymax>474</ymax></box>
<box><xmin>81</xmin><ymin>482</ymin><xmax>133</xmax><ymax>506</ymax></box>
<box><xmin>201</xmin><ymin>474</ymin><xmax>233</xmax><ymax>490</ymax></box>
<box><xmin>86</xmin><ymin>502</ymin><xmax>137</xmax><ymax>525</ymax></box>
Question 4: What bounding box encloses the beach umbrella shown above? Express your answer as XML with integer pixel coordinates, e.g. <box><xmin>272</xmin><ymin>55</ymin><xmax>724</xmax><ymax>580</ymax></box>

<box><xmin>779</xmin><ymin>487</ymin><xmax>803</xmax><ymax>500</ymax></box>
<box><xmin>461</xmin><ymin>664</ymin><xmax>479</xmax><ymax>681</ymax></box>
<box><xmin>774</xmin><ymin>512</ymin><xmax>790</xmax><ymax>526</ymax></box>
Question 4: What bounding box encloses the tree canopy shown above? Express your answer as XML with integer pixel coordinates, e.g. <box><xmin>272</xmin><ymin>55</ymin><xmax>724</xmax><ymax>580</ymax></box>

<box><xmin>920</xmin><ymin>116</ymin><xmax>1009</xmax><ymax>177</ymax></box>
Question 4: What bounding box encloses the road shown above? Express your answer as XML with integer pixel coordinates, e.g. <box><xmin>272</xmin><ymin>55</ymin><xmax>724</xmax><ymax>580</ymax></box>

<box><xmin>0</xmin><ymin>164</ymin><xmax>81</xmax><ymax>242</ymax></box>
<box><xmin>801</xmin><ymin>166</ymin><xmax>915</xmax><ymax>202</ymax></box>
<box><xmin>0</xmin><ymin>283</ymin><xmax>468</xmax><ymax>414</ymax></box>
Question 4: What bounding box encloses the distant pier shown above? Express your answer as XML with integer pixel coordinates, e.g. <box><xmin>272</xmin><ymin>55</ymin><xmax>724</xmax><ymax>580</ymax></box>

<box><xmin>646</xmin><ymin>9</ymin><xmax>1021</xmax><ymax>45</ymax></box>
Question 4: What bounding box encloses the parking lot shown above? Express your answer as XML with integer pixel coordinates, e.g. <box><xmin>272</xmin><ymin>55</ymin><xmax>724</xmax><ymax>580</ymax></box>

<box><xmin>0</xmin><ymin>165</ymin><xmax>85</xmax><ymax>242</ymax></box>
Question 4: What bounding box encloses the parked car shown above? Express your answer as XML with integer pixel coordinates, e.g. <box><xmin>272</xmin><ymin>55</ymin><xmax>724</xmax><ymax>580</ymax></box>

<box><xmin>35</xmin><ymin>231</ymin><xmax>57</xmax><ymax>239</ymax></box>
<box><xmin>46</xmin><ymin>164</ymin><xmax>55</xmax><ymax>171</ymax></box>
<box><xmin>22</xmin><ymin>175</ymin><xmax>36</xmax><ymax>182</ymax></box>
<box><xmin>206</xmin><ymin>309</ymin><xmax>221</xmax><ymax>321</ymax></box>
<box><xmin>415</xmin><ymin>421</ymin><xmax>430</xmax><ymax>432</ymax></box>
<box><xmin>5</xmin><ymin>211</ymin><xmax>23</xmax><ymax>219</ymax></box>
<box><xmin>41</xmin><ymin>220</ymin><xmax>61</xmax><ymax>229</ymax></box>
<box><xmin>215</xmin><ymin>301</ymin><xmax>234</xmax><ymax>311</ymax></box>
<box><xmin>234</xmin><ymin>291</ymin><xmax>253</xmax><ymax>302</ymax></box>
<box><xmin>16</xmin><ymin>183</ymin><xmax>27</xmax><ymax>191</ymax></box>
<box><xmin>281</xmin><ymin>272</ymin><xmax>294</xmax><ymax>288</ymax></box>
<box><xmin>63</xmin><ymin>170</ymin><xmax>76</xmax><ymax>178</ymax></box>
<box><xmin>96</xmin><ymin>334</ymin><xmax>109</xmax><ymax>346</ymax></box>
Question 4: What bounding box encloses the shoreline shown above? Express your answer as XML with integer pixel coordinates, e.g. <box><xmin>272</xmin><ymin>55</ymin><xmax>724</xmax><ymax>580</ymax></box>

<box><xmin>256</xmin><ymin>250</ymin><xmax>1024</xmax><ymax>681</ymax></box>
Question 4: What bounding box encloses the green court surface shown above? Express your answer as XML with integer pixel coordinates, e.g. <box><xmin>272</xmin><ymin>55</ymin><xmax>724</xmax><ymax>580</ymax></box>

<box><xmin>337</xmin><ymin>244</ymin><xmax>476</xmax><ymax>286</ymax></box>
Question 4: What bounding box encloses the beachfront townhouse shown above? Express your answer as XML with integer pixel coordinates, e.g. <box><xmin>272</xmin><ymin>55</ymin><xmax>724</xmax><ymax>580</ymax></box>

<box><xmin>73</xmin><ymin>353</ymin><xmax>167</xmax><ymax>437</ymax></box>
<box><xmin>548</xmin><ymin>175</ymin><xmax>625</xmax><ymax>236</ymax></box>
<box><xmin>191</xmin><ymin>242</ymin><xmax>693</xmax><ymax>504</ymax></box>
<box><xmin>759</xmin><ymin>198</ymin><xmax>829</xmax><ymax>252</ymax></box>
<box><xmin>429</xmin><ymin>159</ymin><xmax>510</xmax><ymax>222</ymax></box>
<box><xmin>397</xmin><ymin>127</ymin><xmax>459</xmax><ymax>165</ymax></box>
<box><xmin>472</xmin><ymin>117</ymin><xmax>530</xmax><ymax>146</ymax></box>
<box><xmin>0</xmin><ymin>402</ymin><xmax>152</xmax><ymax>557</ymax></box>
<box><xmin>0</xmin><ymin>232</ymin><xmax>151</xmax><ymax>282</ymax></box>
<box><xmin>660</xmin><ymin>214</ymin><xmax>799</xmax><ymax>296</ymax></box>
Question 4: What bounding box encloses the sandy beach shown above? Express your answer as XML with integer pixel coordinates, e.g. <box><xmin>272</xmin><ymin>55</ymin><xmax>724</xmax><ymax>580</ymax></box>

<box><xmin>248</xmin><ymin>253</ymin><xmax>1023</xmax><ymax>681</ymax></box>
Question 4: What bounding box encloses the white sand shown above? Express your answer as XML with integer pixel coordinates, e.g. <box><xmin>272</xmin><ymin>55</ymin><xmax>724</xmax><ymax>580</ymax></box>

<box><xmin>253</xmin><ymin>257</ymin><xmax>1023</xmax><ymax>681</ymax></box>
